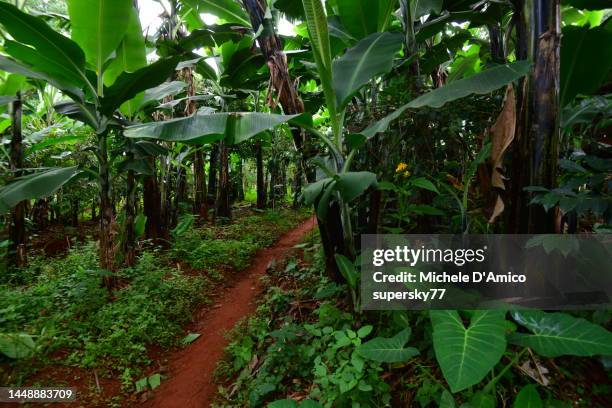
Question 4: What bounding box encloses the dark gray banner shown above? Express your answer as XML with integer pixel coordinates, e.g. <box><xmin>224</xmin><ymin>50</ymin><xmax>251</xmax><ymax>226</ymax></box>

<box><xmin>360</xmin><ymin>234</ymin><xmax>612</xmax><ymax>310</ymax></box>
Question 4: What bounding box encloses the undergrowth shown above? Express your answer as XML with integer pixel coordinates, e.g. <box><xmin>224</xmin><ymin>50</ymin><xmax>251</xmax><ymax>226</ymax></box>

<box><xmin>0</xmin><ymin>208</ymin><xmax>310</xmax><ymax>388</ymax></box>
<box><xmin>214</xmin><ymin>237</ymin><xmax>612</xmax><ymax>408</ymax></box>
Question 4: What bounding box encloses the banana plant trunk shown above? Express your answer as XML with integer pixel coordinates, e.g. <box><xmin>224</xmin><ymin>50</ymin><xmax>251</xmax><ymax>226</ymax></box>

<box><xmin>144</xmin><ymin>162</ymin><xmax>163</xmax><ymax>240</ymax></box>
<box><xmin>216</xmin><ymin>141</ymin><xmax>231</xmax><ymax>218</ymax></box>
<box><xmin>124</xmin><ymin>166</ymin><xmax>137</xmax><ymax>267</ymax></box>
<box><xmin>508</xmin><ymin>0</ymin><xmax>561</xmax><ymax>233</ymax></box>
<box><xmin>8</xmin><ymin>91</ymin><xmax>27</xmax><ymax>267</ymax></box>
<box><xmin>98</xmin><ymin>131</ymin><xmax>116</xmax><ymax>285</ymax></box>
<box><xmin>256</xmin><ymin>139</ymin><xmax>266</xmax><ymax>209</ymax></box>
<box><xmin>208</xmin><ymin>143</ymin><xmax>218</xmax><ymax>206</ymax></box>
<box><xmin>193</xmin><ymin>149</ymin><xmax>208</xmax><ymax>220</ymax></box>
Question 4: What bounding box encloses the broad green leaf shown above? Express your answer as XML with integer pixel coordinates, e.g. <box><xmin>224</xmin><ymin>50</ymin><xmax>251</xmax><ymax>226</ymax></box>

<box><xmin>430</xmin><ymin>310</ymin><xmax>506</xmax><ymax>393</ymax></box>
<box><xmin>357</xmin><ymin>328</ymin><xmax>419</xmax><ymax>363</ymax></box>
<box><xmin>302</xmin><ymin>0</ymin><xmax>335</xmax><ymax>117</ymax></box>
<box><xmin>411</xmin><ymin>0</ymin><xmax>443</xmax><ymax>20</ymax></box>
<box><xmin>513</xmin><ymin>385</ymin><xmax>542</xmax><ymax>408</ymax></box>
<box><xmin>411</xmin><ymin>177</ymin><xmax>439</xmax><ymax>193</ymax></box>
<box><xmin>440</xmin><ymin>390</ymin><xmax>456</xmax><ymax>408</ymax></box>
<box><xmin>509</xmin><ymin>310</ymin><xmax>612</xmax><ymax>357</ymax></box>
<box><xmin>104</xmin><ymin>3</ymin><xmax>147</xmax><ymax>116</ymax></box>
<box><xmin>125</xmin><ymin>112</ymin><xmax>303</xmax><ymax>145</ymax></box>
<box><xmin>464</xmin><ymin>392</ymin><xmax>495</xmax><ymax>408</ymax></box>
<box><xmin>0</xmin><ymin>167</ymin><xmax>81</xmax><ymax>214</ymax></box>
<box><xmin>332</xmin><ymin>32</ymin><xmax>403</xmax><ymax>109</ymax></box>
<box><xmin>134</xmin><ymin>214</ymin><xmax>147</xmax><ymax>238</ymax></box>
<box><xmin>0</xmin><ymin>333</ymin><xmax>36</xmax><ymax>359</ymax></box>
<box><xmin>334</xmin><ymin>254</ymin><xmax>358</xmax><ymax>288</ymax></box>
<box><xmin>302</xmin><ymin>178</ymin><xmax>332</xmax><ymax>205</ymax></box>
<box><xmin>560</xmin><ymin>21</ymin><xmax>612</xmax><ymax>106</ymax></box>
<box><xmin>135</xmin><ymin>377</ymin><xmax>148</xmax><ymax>393</ymax></box>
<box><xmin>359</xmin><ymin>61</ymin><xmax>531</xmax><ymax>138</ymax></box>
<box><xmin>0</xmin><ymin>56</ymin><xmax>84</xmax><ymax>102</ymax></box>
<box><xmin>140</xmin><ymin>81</ymin><xmax>188</xmax><ymax>109</ymax></box>
<box><xmin>67</xmin><ymin>0</ymin><xmax>132</xmax><ymax>77</ymax></box>
<box><xmin>0</xmin><ymin>3</ymin><xmax>89</xmax><ymax>92</ymax></box>
<box><xmin>335</xmin><ymin>171</ymin><xmax>377</xmax><ymax>202</ymax></box>
<box><xmin>336</xmin><ymin>0</ymin><xmax>379</xmax><ymax>39</ymax></box>
<box><xmin>101</xmin><ymin>57</ymin><xmax>180</xmax><ymax>115</ymax></box>
<box><xmin>199</xmin><ymin>0</ymin><xmax>250</xmax><ymax>26</ymax></box>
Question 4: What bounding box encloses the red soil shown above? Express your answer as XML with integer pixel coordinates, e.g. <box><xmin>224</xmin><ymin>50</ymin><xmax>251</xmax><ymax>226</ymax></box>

<box><xmin>139</xmin><ymin>216</ymin><xmax>317</xmax><ymax>408</ymax></box>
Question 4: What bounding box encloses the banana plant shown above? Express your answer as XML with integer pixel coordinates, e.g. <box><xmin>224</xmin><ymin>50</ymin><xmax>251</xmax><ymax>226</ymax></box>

<box><xmin>0</xmin><ymin>2</ymin><xmax>180</xmax><ymax>278</ymax></box>
<box><xmin>299</xmin><ymin>0</ymin><xmax>531</xmax><ymax>278</ymax></box>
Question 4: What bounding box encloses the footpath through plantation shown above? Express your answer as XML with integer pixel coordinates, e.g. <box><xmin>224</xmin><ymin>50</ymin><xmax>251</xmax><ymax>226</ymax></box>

<box><xmin>1</xmin><ymin>0</ymin><xmax>612</xmax><ymax>407</ymax></box>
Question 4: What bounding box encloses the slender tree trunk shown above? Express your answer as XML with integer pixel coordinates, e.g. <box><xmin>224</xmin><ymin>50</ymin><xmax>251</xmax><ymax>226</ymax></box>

<box><xmin>143</xmin><ymin>161</ymin><xmax>163</xmax><ymax>240</ymax></box>
<box><xmin>208</xmin><ymin>144</ymin><xmax>219</xmax><ymax>205</ymax></box>
<box><xmin>236</xmin><ymin>157</ymin><xmax>245</xmax><ymax>202</ymax></box>
<box><xmin>9</xmin><ymin>92</ymin><xmax>26</xmax><ymax>267</ymax></box>
<box><xmin>71</xmin><ymin>196</ymin><xmax>79</xmax><ymax>227</ymax></box>
<box><xmin>124</xmin><ymin>166</ymin><xmax>137</xmax><ymax>267</ymax></box>
<box><xmin>256</xmin><ymin>140</ymin><xmax>266</xmax><ymax>209</ymax></box>
<box><xmin>98</xmin><ymin>132</ymin><xmax>116</xmax><ymax>285</ymax></box>
<box><xmin>193</xmin><ymin>149</ymin><xmax>208</xmax><ymax>220</ymax></box>
<box><xmin>91</xmin><ymin>198</ymin><xmax>97</xmax><ymax>221</ymax></box>
<box><xmin>508</xmin><ymin>0</ymin><xmax>561</xmax><ymax>233</ymax></box>
<box><xmin>216</xmin><ymin>141</ymin><xmax>231</xmax><ymax>218</ymax></box>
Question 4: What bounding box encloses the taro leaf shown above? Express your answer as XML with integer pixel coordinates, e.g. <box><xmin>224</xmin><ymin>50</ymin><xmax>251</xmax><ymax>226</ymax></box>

<box><xmin>0</xmin><ymin>167</ymin><xmax>81</xmax><ymax>214</ymax></box>
<box><xmin>509</xmin><ymin>310</ymin><xmax>612</xmax><ymax>357</ymax></box>
<box><xmin>332</xmin><ymin>32</ymin><xmax>403</xmax><ymax>109</ymax></box>
<box><xmin>358</xmin><ymin>60</ymin><xmax>531</xmax><ymax>138</ymax></box>
<box><xmin>430</xmin><ymin>310</ymin><xmax>506</xmax><ymax>393</ymax></box>
<box><xmin>513</xmin><ymin>384</ymin><xmax>542</xmax><ymax>408</ymax></box>
<box><xmin>357</xmin><ymin>328</ymin><xmax>419</xmax><ymax>363</ymax></box>
<box><xmin>181</xmin><ymin>332</ymin><xmax>201</xmax><ymax>345</ymax></box>
<box><xmin>0</xmin><ymin>333</ymin><xmax>36</xmax><ymax>359</ymax></box>
<box><xmin>560</xmin><ymin>21</ymin><xmax>612</xmax><ymax>107</ymax></box>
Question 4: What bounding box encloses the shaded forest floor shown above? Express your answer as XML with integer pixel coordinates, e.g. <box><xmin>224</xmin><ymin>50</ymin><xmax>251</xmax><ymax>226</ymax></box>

<box><xmin>0</xmin><ymin>207</ymin><xmax>313</xmax><ymax>407</ymax></box>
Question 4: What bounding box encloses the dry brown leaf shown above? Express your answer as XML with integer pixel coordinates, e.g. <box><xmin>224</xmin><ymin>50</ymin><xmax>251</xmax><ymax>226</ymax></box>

<box><xmin>488</xmin><ymin>196</ymin><xmax>505</xmax><ymax>224</ymax></box>
<box><xmin>490</xmin><ymin>85</ymin><xmax>516</xmax><ymax>189</ymax></box>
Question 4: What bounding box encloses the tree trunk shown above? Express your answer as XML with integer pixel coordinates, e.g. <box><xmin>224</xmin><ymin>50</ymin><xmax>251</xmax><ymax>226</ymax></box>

<box><xmin>208</xmin><ymin>144</ymin><xmax>219</xmax><ymax>205</ymax></box>
<box><xmin>144</xmin><ymin>162</ymin><xmax>163</xmax><ymax>240</ymax></box>
<box><xmin>71</xmin><ymin>196</ymin><xmax>79</xmax><ymax>227</ymax></box>
<box><xmin>98</xmin><ymin>132</ymin><xmax>116</xmax><ymax>286</ymax></box>
<box><xmin>8</xmin><ymin>92</ymin><xmax>26</xmax><ymax>267</ymax></box>
<box><xmin>124</xmin><ymin>166</ymin><xmax>137</xmax><ymax>267</ymax></box>
<box><xmin>256</xmin><ymin>140</ymin><xmax>266</xmax><ymax>209</ymax></box>
<box><xmin>508</xmin><ymin>0</ymin><xmax>561</xmax><ymax>233</ymax></box>
<box><xmin>216</xmin><ymin>141</ymin><xmax>231</xmax><ymax>218</ymax></box>
<box><xmin>193</xmin><ymin>149</ymin><xmax>208</xmax><ymax>220</ymax></box>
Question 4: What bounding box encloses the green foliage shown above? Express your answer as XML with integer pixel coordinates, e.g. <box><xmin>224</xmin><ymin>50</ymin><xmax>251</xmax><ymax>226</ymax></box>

<box><xmin>0</xmin><ymin>167</ymin><xmax>81</xmax><ymax>213</ymax></box>
<box><xmin>509</xmin><ymin>310</ymin><xmax>612</xmax><ymax>357</ymax></box>
<box><xmin>332</xmin><ymin>32</ymin><xmax>402</xmax><ymax>109</ymax></box>
<box><xmin>357</xmin><ymin>328</ymin><xmax>419</xmax><ymax>363</ymax></box>
<box><xmin>430</xmin><ymin>310</ymin><xmax>506</xmax><ymax>393</ymax></box>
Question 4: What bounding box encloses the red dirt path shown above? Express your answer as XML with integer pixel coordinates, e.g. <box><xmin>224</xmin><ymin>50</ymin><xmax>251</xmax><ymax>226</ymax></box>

<box><xmin>140</xmin><ymin>216</ymin><xmax>317</xmax><ymax>408</ymax></box>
